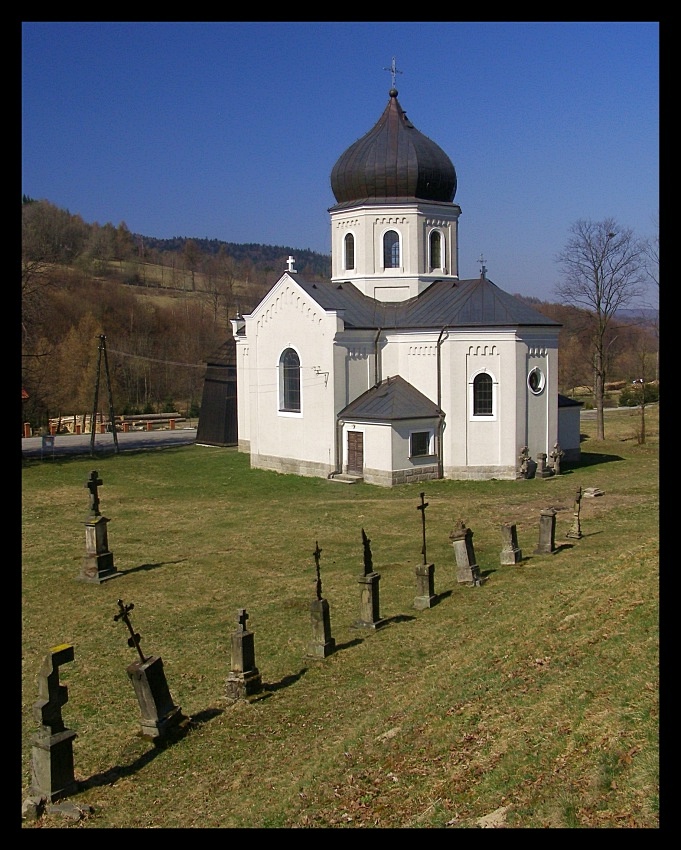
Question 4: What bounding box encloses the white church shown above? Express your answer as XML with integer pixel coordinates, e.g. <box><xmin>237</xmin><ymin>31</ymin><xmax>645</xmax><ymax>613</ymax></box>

<box><xmin>230</xmin><ymin>83</ymin><xmax>577</xmax><ymax>486</ymax></box>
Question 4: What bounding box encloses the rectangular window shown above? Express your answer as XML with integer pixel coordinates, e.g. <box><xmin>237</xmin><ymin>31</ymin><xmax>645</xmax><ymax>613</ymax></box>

<box><xmin>410</xmin><ymin>431</ymin><xmax>432</xmax><ymax>457</ymax></box>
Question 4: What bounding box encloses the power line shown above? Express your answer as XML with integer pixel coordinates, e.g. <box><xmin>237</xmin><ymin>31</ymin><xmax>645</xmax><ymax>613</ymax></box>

<box><xmin>107</xmin><ymin>347</ymin><xmax>206</xmax><ymax>369</ymax></box>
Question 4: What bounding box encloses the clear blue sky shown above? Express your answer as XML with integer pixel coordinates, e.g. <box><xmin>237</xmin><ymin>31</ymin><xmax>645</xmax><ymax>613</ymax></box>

<box><xmin>22</xmin><ymin>21</ymin><xmax>659</xmax><ymax>305</ymax></box>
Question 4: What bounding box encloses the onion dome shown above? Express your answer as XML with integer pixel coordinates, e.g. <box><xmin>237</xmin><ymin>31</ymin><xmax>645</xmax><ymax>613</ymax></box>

<box><xmin>330</xmin><ymin>88</ymin><xmax>457</xmax><ymax>205</ymax></box>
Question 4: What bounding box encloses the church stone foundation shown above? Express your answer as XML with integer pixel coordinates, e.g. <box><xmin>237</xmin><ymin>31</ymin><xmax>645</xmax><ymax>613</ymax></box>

<box><xmin>444</xmin><ymin>464</ymin><xmax>517</xmax><ymax>481</ymax></box>
<box><xmin>250</xmin><ymin>453</ymin><xmax>334</xmax><ymax>479</ymax></box>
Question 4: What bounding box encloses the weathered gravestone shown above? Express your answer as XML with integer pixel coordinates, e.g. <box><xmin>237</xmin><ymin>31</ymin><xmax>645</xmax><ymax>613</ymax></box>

<box><xmin>306</xmin><ymin>541</ymin><xmax>336</xmax><ymax>658</ymax></box>
<box><xmin>114</xmin><ymin>599</ymin><xmax>186</xmax><ymax>740</ymax></box>
<box><xmin>449</xmin><ymin>520</ymin><xmax>481</xmax><ymax>585</ymax></box>
<box><xmin>414</xmin><ymin>492</ymin><xmax>436</xmax><ymax>609</ymax></box>
<box><xmin>518</xmin><ymin>446</ymin><xmax>537</xmax><ymax>479</ymax></box>
<box><xmin>566</xmin><ymin>486</ymin><xmax>584</xmax><ymax>539</ymax></box>
<box><xmin>28</xmin><ymin>644</ymin><xmax>79</xmax><ymax>804</ymax></box>
<box><xmin>549</xmin><ymin>443</ymin><xmax>565</xmax><ymax>475</ymax></box>
<box><xmin>534</xmin><ymin>508</ymin><xmax>557</xmax><ymax>554</ymax></box>
<box><xmin>535</xmin><ymin>452</ymin><xmax>555</xmax><ymax>479</ymax></box>
<box><xmin>500</xmin><ymin>522</ymin><xmax>523</xmax><ymax>565</ymax></box>
<box><xmin>354</xmin><ymin>528</ymin><xmax>386</xmax><ymax>629</ymax></box>
<box><xmin>226</xmin><ymin>608</ymin><xmax>263</xmax><ymax>699</ymax></box>
<box><xmin>78</xmin><ymin>470</ymin><xmax>118</xmax><ymax>583</ymax></box>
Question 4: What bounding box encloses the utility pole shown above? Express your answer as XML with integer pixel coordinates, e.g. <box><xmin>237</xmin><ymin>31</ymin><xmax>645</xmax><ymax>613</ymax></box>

<box><xmin>90</xmin><ymin>334</ymin><xmax>120</xmax><ymax>457</ymax></box>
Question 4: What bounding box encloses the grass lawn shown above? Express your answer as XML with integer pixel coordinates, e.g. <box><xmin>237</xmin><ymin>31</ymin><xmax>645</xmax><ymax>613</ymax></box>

<box><xmin>21</xmin><ymin>405</ymin><xmax>659</xmax><ymax>828</ymax></box>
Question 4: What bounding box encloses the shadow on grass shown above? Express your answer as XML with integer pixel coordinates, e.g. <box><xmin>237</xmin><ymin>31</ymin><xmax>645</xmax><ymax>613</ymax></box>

<box><xmin>431</xmin><ymin>589</ymin><xmax>453</xmax><ymax>606</ymax></box>
<box><xmin>75</xmin><ymin>709</ymin><xmax>223</xmax><ymax>793</ymax></box>
<box><xmin>568</xmin><ymin>448</ymin><xmax>625</xmax><ymax>469</ymax></box>
<box><xmin>262</xmin><ymin>667</ymin><xmax>309</xmax><ymax>693</ymax></box>
<box><xmin>332</xmin><ymin>637</ymin><xmax>364</xmax><ymax>652</ymax></box>
<box><xmin>120</xmin><ymin>558</ymin><xmax>189</xmax><ymax>576</ymax></box>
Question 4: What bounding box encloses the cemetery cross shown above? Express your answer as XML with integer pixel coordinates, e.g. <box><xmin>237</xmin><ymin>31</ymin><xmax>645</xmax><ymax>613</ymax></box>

<box><xmin>313</xmin><ymin>540</ymin><xmax>323</xmax><ymax>600</ymax></box>
<box><xmin>85</xmin><ymin>470</ymin><xmax>103</xmax><ymax>517</ymax></box>
<box><xmin>417</xmin><ymin>491</ymin><xmax>429</xmax><ymax>565</ymax></box>
<box><xmin>114</xmin><ymin>599</ymin><xmax>147</xmax><ymax>663</ymax></box>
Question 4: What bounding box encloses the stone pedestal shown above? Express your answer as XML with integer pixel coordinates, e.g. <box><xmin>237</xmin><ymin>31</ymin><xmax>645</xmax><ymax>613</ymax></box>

<box><xmin>30</xmin><ymin>728</ymin><xmax>79</xmax><ymax>803</ymax></box>
<box><xmin>500</xmin><ymin>523</ymin><xmax>523</xmax><ymax>565</ymax></box>
<box><xmin>307</xmin><ymin>597</ymin><xmax>336</xmax><ymax>658</ymax></box>
<box><xmin>226</xmin><ymin>618</ymin><xmax>262</xmax><ymax>699</ymax></box>
<box><xmin>354</xmin><ymin>571</ymin><xmax>386</xmax><ymax>629</ymax></box>
<box><xmin>78</xmin><ymin>515</ymin><xmax>118</xmax><ymax>583</ymax></box>
<box><xmin>126</xmin><ymin>655</ymin><xmax>186</xmax><ymax>740</ymax></box>
<box><xmin>449</xmin><ymin>524</ymin><xmax>481</xmax><ymax>585</ymax></box>
<box><xmin>535</xmin><ymin>452</ymin><xmax>555</xmax><ymax>479</ymax></box>
<box><xmin>414</xmin><ymin>563</ymin><xmax>436</xmax><ymax>609</ymax></box>
<box><xmin>534</xmin><ymin>509</ymin><xmax>557</xmax><ymax>554</ymax></box>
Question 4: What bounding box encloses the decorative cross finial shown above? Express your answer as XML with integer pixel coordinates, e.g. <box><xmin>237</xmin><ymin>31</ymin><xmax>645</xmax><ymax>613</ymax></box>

<box><xmin>383</xmin><ymin>57</ymin><xmax>403</xmax><ymax>89</ymax></box>
<box><xmin>237</xmin><ymin>608</ymin><xmax>249</xmax><ymax>631</ymax></box>
<box><xmin>478</xmin><ymin>254</ymin><xmax>487</xmax><ymax>279</ymax></box>
<box><xmin>286</xmin><ymin>256</ymin><xmax>297</xmax><ymax>273</ymax></box>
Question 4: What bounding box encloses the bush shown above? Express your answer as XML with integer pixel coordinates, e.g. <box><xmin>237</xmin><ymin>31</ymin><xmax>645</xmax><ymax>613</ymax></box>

<box><xmin>619</xmin><ymin>384</ymin><xmax>659</xmax><ymax>407</ymax></box>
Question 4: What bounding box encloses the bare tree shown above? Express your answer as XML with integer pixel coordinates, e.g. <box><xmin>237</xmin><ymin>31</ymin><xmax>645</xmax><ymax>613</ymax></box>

<box><xmin>555</xmin><ymin>218</ymin><xmax>646</xmax><ymax>440</ymax></box>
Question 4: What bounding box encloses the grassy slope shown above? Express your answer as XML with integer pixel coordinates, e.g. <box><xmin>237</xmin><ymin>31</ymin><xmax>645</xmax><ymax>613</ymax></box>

<box><xmin>21</xmin><ymin>406</ymin><xmax>659</xmax><ymax>828</ymax></box>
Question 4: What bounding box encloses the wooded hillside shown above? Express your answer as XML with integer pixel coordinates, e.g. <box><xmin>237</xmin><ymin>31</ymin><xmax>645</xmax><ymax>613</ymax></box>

<box><xmin>21</xmin><ymin>198</ymin><xmax>658</xmax><ymax>431</ymax></box>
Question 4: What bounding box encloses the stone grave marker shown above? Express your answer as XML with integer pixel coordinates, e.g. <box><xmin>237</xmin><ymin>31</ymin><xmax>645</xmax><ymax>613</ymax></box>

<box><xmin>28</xmin><ymin>644</ymin><xmax>79</xmax><ymax>805</ymax></box>
<box><xmin>354</xmin><ymin>528</ymin><xmax>386</xmax><ymax>629</ymax></box>
<box><xmin>500</xmin><ymin>522</ymin><xmax>523</xmax><ymax>565</ymax></box>
<box><xmin>226</xmin><ymin>608</ymin><xmax>263</xmax><ymax>699</ymax></box>
<box><xmin>518</xmin><ymin>446</ymin><xmax>537</xmax><ymax>479</ymax></box>
<box><xmin>449</xmin><ymin>520</ymin><xmax>481</xmax><ymax>585</ymax></box>
<box><xmin>534</xmin><ymin>508</ymin><xmax>557</xmax><ymax>554</ymax></box>
<box><xmin>414</xmin><ymin>491</ymin><xmax>436</xmax><ymax>609</ymax></box>
<box><xmin>78</xmin><ymin>470</ymin><xmax>119</xmax><ymax>583</ymax></box>
<box><xmin>566</xmin><ymin>486</ymin><xmax>584</xmax><ymax>539</ymax></box>
<box><xmin>307</xmin><ymin>541</ymin><xmax>336</xmax><ymax>658</ymax></box>
<box><xmin>549</xmin><ymin>443</ymin><xmax>565</xmax><ymax>475</ymax></box>
<box><xmin>114</xmin><ymin>599</ymin><xmax>186</xmax><ymax>740</ymax></box>
<box><xmin>535</xmin><ymin>452</ymin><xmax>555</xmax><ymax>479</ymax></box>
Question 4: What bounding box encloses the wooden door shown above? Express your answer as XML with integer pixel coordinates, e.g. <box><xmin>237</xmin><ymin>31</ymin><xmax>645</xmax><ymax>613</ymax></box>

<box><xmin>347</xmin><ymin>431</ymin><xmax>364</xmax><ymax>474</ymax></box>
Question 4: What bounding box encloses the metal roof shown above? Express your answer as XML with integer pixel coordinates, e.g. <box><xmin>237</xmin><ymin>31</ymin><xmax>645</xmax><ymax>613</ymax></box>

<box><xmin>293</xmin><ymin>275</ymin><xmax>561</xmax><ymax>330</ymax></box>
<box><xmin>330</xmin><ymin>88</ymin><xmax>457</xmax><ymax>205</ymax></box>
<box><xmin>339</xmin><ymin>375</ymin><xmax>442</xmax><ymax>421</ymax></box>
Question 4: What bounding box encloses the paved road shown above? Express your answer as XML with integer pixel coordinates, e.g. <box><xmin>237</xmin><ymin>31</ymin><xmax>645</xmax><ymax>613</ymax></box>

<box><xmin>22</xmin><ymin>427</ymin><xmax>198</xmax><ymax>459</ymax></box>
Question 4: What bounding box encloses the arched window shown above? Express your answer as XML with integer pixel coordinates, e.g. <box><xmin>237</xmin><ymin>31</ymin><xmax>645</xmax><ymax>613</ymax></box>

<box><xmin>429</xmin><ymin>230</ymin><xmax>443</xmax><ymax>270</ymax></box>
<box><xmin>473</xmin><ymin>372</ymin><xmax>493</xmax><ymax>416</ymax></box>
<box><xmin>383</xmin><ymin>230</ymin><xmax>400</xmax><ymax>268</ymax></box>
<box><xmin>280</xmin><ymin>348</ymin><xmax>300</xmax><ymax>412</ymax></box>
<box><xmin>344</xmin><ymin>233</ymin><xmax>355</xmax><ymax>270</ymax></box>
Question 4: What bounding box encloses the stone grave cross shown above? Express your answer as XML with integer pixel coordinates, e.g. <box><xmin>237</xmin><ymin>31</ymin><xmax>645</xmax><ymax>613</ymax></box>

<box><xmin>28</xmin><ymin>643</ymin><xmax>79</xmax><ymax>806</ymax></box>
<box><xmin>85</xmin><ymin>470</ymin><xmax>103</xmax><ymax>517</ymax></box>
<box><xmin>33</xmin><ymin>644</ymin><xmax>74</xmax><ymax>736</ymax></box>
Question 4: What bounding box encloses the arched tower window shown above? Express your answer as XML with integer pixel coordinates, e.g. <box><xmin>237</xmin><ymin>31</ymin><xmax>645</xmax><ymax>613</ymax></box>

<box><xmin>383</xmin><ymin>230</ymin><xmax>400</xmax><ymax>268</ymax></box>
<box><xmin>279</xmin><ymin>348</ymin><xmax>301</xmax><ymax>412</ymax></box>
<box><xmin>429</xmin><ymin>230</ymin><xmax>443</xmax><ymax>270</ymax></box>
<box><xmin>473</xmin><ymin>372</ymin><xmax>493</xmax><ymax>416</ymax></box>
<box><xmin>344</xmin><ymin>233</ymin><xmax>355</xmax><ymax>270</ymax></box>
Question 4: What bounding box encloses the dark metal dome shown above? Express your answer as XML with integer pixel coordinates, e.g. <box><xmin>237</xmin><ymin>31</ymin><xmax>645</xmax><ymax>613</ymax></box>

<box><xmin>330</xmin><ymin>89</ymin><xmax>457</xmax><ymax>205</ymax></box>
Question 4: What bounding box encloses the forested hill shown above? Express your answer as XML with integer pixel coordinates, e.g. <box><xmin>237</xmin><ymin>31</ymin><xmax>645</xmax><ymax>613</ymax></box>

<box><xmin>136</xmin><ymin>235</ymin><xmax>331</xmax><ymax>279</ymax></box>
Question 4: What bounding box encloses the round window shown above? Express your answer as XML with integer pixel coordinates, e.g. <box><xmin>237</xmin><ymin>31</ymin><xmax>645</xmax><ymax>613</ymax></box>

<box><xmin>528</xmin><ymin>367</ymin><xmax>545</xmax><ymax>395</ymax></box>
